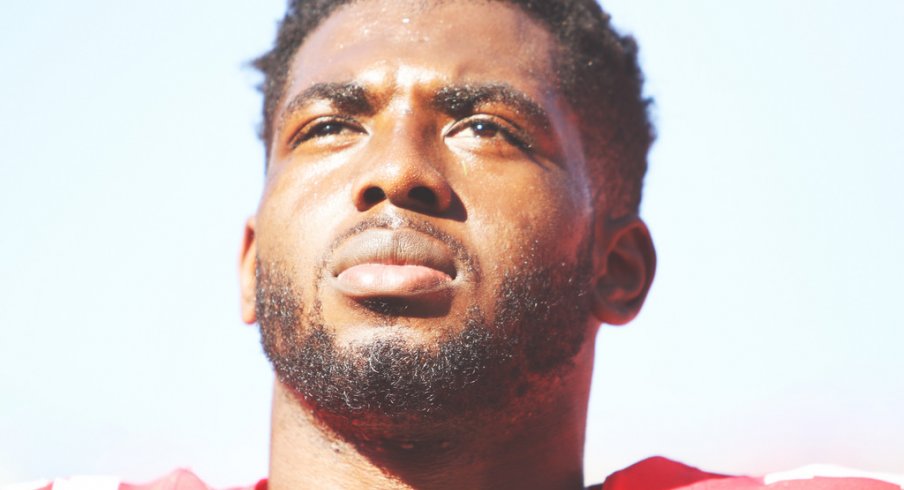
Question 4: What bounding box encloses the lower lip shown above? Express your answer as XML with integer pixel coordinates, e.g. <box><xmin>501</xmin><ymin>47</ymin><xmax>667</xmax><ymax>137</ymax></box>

<box><xmin>335</xmin><ymin>264</ymin><xmax>453</xmax><ymax>297</ymax></box>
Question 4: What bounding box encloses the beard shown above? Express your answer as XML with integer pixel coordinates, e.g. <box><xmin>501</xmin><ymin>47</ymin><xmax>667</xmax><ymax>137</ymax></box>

<box><xmin>256</xmin><ymin>225</ymin><xmax>594</xmax><ymax>421</ymax></box>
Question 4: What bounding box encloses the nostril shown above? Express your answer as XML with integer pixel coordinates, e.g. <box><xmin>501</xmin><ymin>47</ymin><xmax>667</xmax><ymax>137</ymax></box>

<box><xmin>409</xmin><ymin>186</ymin><xmax>437</xmax><ymax>207</ymax></box>
<box><xmin>363</xmin><ymin>186</ymin><xmax>386</xmax><ymax>205</ymax></box>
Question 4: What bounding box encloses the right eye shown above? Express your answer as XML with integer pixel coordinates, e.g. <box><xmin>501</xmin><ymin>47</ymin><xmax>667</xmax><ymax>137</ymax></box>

<box><xmin>290</xmin><ymin>117</ymin><xmax>365</xmax><ymax>148</ymax></box>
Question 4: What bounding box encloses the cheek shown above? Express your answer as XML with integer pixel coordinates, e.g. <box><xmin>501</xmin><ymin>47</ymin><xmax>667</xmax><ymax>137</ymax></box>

<box><xmin>466</xmin><ymin>173</ymin><xmax>592</xmax><ymax>266</ymax></box>
<box><xmin>255</xmin><ymin>169</ymin><xmax>350</xmax><ymax>282</ymax></box>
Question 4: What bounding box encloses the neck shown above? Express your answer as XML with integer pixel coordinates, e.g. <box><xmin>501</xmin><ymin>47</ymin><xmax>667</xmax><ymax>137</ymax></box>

<box><xmin>267</xmin><ymin>342</ymin><xmax>596</xmax><ymax>490</ymax></box>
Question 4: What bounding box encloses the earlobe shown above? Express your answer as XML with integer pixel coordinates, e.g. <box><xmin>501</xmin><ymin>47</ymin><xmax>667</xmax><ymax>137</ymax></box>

<box><xmin>239</xmin><ymin>217</ymin><xmax>258</xmax><ymax>325</ymax></box>
<box><xmin>590</xmin><ymin>216</ymin><xmax>656</xmax><ymax>326</ymax></box>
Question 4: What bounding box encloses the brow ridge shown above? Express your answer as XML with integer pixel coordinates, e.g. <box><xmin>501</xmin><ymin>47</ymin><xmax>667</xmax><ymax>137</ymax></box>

<box><xmin>278</xmin><ymin>81</ymin><xmax>552</xmax><ymax>136</ymax></box>
<box><xmin>278</xmin><ymin>81</ymin><xmax>376</xmax><ymax>132</ymax></box>
<box><xmin>432</xmin><ymin>83</ymin><xmax>549</xmax><ymax>128</ymax></box>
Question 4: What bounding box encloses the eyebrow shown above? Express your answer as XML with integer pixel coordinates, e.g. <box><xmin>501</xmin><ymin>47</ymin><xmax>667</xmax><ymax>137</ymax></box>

<box><xmin>432</xmin><ymin>83</ymin><xmax>551</xmax><ymax>130</ymax></box>
<box><xmin>276</xmin><ymin>81</ymin><xmax>552</xmax><ymax>136</ymax></box>
<box><xmin>277</xmin><ymin>81</ymin><xmax>376</xmax><ymax>133</ymax></box>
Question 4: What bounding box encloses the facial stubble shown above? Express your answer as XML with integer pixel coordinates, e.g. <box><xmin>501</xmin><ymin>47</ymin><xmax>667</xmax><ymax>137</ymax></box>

<box><xmin>256</xmin><ymin>238</ymin><xmax>593</xmax><ymax>421</ymax></box>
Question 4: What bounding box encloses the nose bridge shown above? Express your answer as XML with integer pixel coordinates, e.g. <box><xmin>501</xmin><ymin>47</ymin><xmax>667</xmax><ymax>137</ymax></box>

<box><xmin>351</xmin><ymin>101</ymin><xmax>453</xmax><ymax>214</ymax></box>
<box><xmin>385</xmin><ymin>105</ymin><xmax>438</xmax><ymax>173</ymax></box>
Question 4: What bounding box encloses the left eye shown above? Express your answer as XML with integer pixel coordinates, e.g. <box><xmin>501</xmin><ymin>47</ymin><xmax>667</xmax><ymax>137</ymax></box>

<box><xmin>448</xmin><ymin>117</ymin><xmax>531</xmax><ymax>150</ymax></box>
<box><xmin>308</xmin><ymin>122</ymin><xmax>348</xmax><ymax>137</ymax></box>
<box><xmin>468</xmin><ymin>121</ymin><xmax>502</xmax><ymax>138</ymax></box>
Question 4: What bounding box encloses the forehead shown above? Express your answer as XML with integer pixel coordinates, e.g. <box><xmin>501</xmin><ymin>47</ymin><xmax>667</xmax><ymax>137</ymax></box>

<box><xmin>283</xmin><ymin>0</ymin><xmax>561</xmax><ymax>106</ymax></box>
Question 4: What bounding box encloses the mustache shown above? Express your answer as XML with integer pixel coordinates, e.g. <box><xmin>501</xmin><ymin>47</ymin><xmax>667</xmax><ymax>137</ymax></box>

<box><xmin>324</xmin><ymin>214</ymin><xmax>481</xmax><ymax>281</ymax></box>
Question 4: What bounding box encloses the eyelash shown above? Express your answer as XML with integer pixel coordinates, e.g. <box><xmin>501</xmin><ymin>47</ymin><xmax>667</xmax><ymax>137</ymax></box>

<box><xmin>452</xmin><ymin>116</ymin><xmax>534</xmax><ymax>151</ymax></box>
<box><xmin>287</xmin><ymin>115</ymin><xmax>534</xmax><ymax>152</ymax></box>
<box><xmin>289</xmin><ymin>116</ymin><xmax>363</xmax><ymax>148</ymax></box>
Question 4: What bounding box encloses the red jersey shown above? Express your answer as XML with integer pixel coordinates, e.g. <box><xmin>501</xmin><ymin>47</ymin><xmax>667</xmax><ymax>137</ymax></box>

<box><xmin>17</xmin><ymin>457</ymin><xmax>902</xmax><ymax>489</ymax></box>
<box><xmin>595</xmin><ymin>457</ymin><xmax>901</xmax><ymax>489</ymax></box>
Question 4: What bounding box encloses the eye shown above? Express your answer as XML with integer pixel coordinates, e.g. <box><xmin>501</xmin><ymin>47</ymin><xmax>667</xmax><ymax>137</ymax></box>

<box><xmin>447</xmin><ymin>116</ymin><xmax>533</xmax><ymax>151</ymax></box>
<box><xmin>469</xmin><ymin>121</ymin><xmax>502</xmax><ymax>138</ymax></box>
<box><xmin>290</xmin><ymin>117</ymin><xmax>365</xmax><ymax>148</ymax></box>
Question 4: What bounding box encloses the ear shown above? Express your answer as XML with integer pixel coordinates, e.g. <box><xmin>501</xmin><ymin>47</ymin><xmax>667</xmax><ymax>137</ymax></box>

<box><xmin>590</xmin><ymin>215</ymin><xmax>656</xmax><ymax>325</ymax></box>
<box><xmin>239</xmin><ymin>217</ymin><xmax>258</xmax><ymax>324</ymax></box>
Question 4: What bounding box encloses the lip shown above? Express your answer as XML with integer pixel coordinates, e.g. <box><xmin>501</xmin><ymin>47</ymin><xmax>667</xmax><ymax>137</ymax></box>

<box><xmin>329</xmin><ymin>229</ymin><xmax>458</xmax><ymax>299</ymax></box>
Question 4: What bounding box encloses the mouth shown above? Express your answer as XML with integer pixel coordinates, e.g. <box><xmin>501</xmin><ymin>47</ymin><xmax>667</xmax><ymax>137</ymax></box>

<box><xmin>329</xmin><ymin>229</ymin><xmax>458</xmax><ymax>300</ymax></box>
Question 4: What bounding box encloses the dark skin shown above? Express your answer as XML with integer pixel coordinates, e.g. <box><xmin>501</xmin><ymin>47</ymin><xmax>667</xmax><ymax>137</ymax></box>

<box><xmin>238</xmin><ymin>1</ymin><xmax>656</xmax><ymax>488</ymax></box>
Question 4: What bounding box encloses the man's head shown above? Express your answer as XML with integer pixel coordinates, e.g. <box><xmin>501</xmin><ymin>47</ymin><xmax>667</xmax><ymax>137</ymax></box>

<box><xmin>254</xmin><ymin>0</ymin><xmax>653</xmax><ymax>216</ymax></box>
<box><xmin>239</xmin><ymin>0</ymin><xmax>656</xmax><ymax>428</ymax></box>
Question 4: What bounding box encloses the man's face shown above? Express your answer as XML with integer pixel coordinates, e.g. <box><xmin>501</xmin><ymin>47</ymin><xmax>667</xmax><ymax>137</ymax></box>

<box><xmin>244</xmin><ymin>0</ymin><xmax>601</xmax><ymax>418</ymax></box>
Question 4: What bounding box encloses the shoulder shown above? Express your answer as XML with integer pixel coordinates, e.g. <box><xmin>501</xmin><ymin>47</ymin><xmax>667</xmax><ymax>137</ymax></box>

<box><xmin>590</xmin><ymin>457</ymin><xmax>903</xmax><ymax>490</ymax></box>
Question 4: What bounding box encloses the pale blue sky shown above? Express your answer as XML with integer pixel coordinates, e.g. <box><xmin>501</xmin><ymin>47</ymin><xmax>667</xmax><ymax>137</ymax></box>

<box><xmin>1</xmin><ymin>0</ymin><xmax>902</xmax><ymax>487</ymax></box>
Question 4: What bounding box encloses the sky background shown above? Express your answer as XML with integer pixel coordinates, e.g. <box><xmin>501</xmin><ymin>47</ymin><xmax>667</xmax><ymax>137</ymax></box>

<box><xmin>1</xmin><ymin>0</ymin><xmax>902</xmax><ymax>487</ymax></box>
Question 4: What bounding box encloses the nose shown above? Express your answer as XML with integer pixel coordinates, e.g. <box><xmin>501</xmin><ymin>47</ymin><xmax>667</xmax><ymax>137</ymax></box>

<box><xmin>351</xmin><ymin>134</ymin><xmax>454</xmax><ymax>216</ymax></box>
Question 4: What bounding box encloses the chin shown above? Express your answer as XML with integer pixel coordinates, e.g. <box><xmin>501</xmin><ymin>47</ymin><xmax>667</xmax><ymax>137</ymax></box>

<box><xmin>331</xmin><ymin>321</ymin><xmax>450</xmax><ymax>349</ymax></box>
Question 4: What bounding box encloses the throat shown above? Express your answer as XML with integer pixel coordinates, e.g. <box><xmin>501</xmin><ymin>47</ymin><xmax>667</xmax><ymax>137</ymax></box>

<box><xmin>267</xmin><ymin>363</ymin><xmax>592</xmax><ymax>490</ymax></box>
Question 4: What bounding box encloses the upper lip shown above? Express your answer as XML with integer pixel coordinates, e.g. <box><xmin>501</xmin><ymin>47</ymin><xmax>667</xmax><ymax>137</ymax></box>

<box><xmin>329</xmin><ymin>229</ymin><xmax>458</xmax><ymax>279</ymax></box>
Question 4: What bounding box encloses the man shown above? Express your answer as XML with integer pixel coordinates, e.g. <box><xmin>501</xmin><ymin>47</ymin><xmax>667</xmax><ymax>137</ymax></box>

<box><xmin>22</xmin><ymin>0</ymin><xmax>901</xmax><ymax>489</ymax></box>
<box><xmin>238</xmin><ymin>0</ymin><xmax>655</xmax><ymax>487</ymax></box>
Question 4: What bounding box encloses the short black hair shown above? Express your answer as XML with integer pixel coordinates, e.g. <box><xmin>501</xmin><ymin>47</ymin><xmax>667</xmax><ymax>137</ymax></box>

<box><xmin>254</xmin><ymin>0</ymin><xmax>654</xmax><ymax>215</ymax></box>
